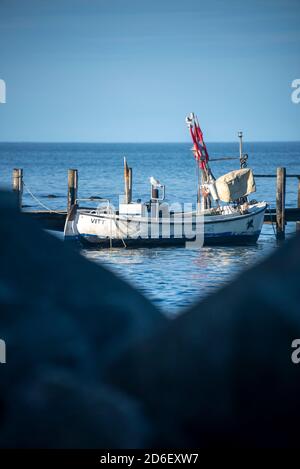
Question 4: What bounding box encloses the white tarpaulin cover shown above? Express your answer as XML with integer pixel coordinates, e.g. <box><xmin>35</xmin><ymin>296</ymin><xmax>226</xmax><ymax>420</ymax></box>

<box><xmin>215</xmin><ymin>168</ymin><xmax>256</xmax><ymax>202</ymax></box>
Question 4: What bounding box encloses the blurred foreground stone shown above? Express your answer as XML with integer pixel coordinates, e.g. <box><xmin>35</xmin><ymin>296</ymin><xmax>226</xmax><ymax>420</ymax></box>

<box><xmin>0</xmin><ymin>191</ymin><xmax>165</xmax><ymax>447</ymax></box>
<box><xmin>1</xmin><ymin>190</ymin><xmax>300</xmax><ymax>448</ymax></box>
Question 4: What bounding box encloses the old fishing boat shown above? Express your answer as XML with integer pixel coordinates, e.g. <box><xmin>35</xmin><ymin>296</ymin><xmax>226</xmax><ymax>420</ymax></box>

<box><xmin>64</xmin><ymin>113</ymin><xmax>266</xmax><ymax>247</ymax></box>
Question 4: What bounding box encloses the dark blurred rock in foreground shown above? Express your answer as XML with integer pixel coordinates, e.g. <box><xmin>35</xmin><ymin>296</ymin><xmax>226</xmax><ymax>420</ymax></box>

<box><xmin>0</xmin><ymin>191</ymin><xmax>165</xmax><ymax>447</ymax></box>
<box><xmin>1</xmin><ymin>190</ymin><xmax>300</xmax><ymax>448</ymax></box>
<box><xmin>107</xmin><ymin>233</ymin><xmax>300</xmax><ymax>447</ymax></box>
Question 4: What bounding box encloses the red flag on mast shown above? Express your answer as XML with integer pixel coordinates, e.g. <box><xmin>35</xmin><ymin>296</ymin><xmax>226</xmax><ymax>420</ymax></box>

<box><xmin>186</xmin><ymin>113</ymin><xmax>209</xmax><ymax>170</ymax></box>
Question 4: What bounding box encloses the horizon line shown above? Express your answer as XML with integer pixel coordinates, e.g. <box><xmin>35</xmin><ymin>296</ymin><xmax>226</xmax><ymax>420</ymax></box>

<box><xmin>0</xmin><ymin>140</ymin><xmax>300</xmax><ymax>144</ymax></box>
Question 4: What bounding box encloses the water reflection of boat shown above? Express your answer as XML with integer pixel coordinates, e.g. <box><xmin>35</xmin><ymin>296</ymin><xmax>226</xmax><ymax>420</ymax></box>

<box><xmin>64</xmin><ymin>113</ymin><xmax>266</xmax><ymax>247</ymax></box>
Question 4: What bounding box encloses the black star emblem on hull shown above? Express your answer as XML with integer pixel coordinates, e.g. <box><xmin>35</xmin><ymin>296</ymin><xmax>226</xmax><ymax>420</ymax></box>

<box><xmin>247</xmin><ymin>219</ymin><xmax>254</xmax><ymax>230</ymax></box>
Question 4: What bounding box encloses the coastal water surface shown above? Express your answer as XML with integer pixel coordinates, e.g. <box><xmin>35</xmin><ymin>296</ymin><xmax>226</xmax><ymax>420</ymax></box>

<box><xmin>0</xmin><ymin>142</ymin><xmax>299</xmax><ymax>313</ymax></box>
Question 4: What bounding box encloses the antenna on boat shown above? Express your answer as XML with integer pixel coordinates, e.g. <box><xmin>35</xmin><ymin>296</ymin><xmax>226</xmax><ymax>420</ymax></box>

<box><xmin>238</xmin><ymin>131</ymin><xmax>248</xmax><ymax>169</ymax></box>
<box><xmin>238</xmin><ymin>131</ymin><xmax>243</xmax><ymax>160</ymax></box>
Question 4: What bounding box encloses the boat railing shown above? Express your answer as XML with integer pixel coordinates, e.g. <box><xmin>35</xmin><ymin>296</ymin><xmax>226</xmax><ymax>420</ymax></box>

<box><xmin>75</xmin><ymin>198</ymin><xmax>113</xmax><ymax>215</ymax></box>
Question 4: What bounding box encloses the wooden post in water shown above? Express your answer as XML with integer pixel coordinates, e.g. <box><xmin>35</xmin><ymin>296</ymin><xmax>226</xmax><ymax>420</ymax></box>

<box><xmin>124</xmin><ymin>157</ymin><xmax>131</xmax><ymax>204</ymax></box>
<box><xmin>67</xmin><ymin>169</ymin><xmax>78</xmax><ymax>214</ymax></box>
<box><xmin>276</xmin><ymin>167</ymin><xmax>286</xmax><ymax>240</ymax></box>
<box><xmin>128</xmin><ymin>167</ymin><xmax>133</xmax><ymax>203</ymax></box>
<box><xmin>297</xmin><ymin>177</ymin><xmax>300</xmax><ymax>232</ymax></box>
<box><xmin>12</xmin><ymin>168</ymin><xmax>23</xmax><ymax>209</ymax></box>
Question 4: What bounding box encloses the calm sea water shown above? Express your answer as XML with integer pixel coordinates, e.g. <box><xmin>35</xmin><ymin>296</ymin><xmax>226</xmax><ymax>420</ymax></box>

<box><xmin>0</xmin><ymin>142</ymin><xmax>299</xmax><ymax>314</ymax></box>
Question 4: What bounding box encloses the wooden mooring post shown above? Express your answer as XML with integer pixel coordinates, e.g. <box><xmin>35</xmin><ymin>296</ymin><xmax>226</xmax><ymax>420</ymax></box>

<box><xmin>128</xmin><ymin>167</ymin><xmax>133</xmax><ymax>203</ymax></box>
<box><xmin>124</xmin><ymin>157</ymin><xmax>132</xmax><ymax>204</ymax></box>
<box><xmin>12</xmin><ymin>168</ymin><xmax>23</xmax><ymax>210</ymax></box>
<box><xmin>67</xmin><ymin>169</ymin><xmax>78</xmax><ymax>214</ymax></box>
<box><xmin>276</xmin><ymin>167</ymin><xmax>286</xmax><ymax>240</ymax></box>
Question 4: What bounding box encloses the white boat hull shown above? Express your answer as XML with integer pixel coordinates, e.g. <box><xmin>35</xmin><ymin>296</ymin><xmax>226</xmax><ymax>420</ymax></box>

<box><xmin>64</xmin><ymin>202</ymin><xmax>267</xmax><ymax>247</ymax></box>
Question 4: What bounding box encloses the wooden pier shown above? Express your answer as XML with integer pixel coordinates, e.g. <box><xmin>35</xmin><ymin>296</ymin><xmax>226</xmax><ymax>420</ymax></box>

<box><xmin>9</xmin><ymin>167</ymin><xmax>300</xmax><ymax>240</ymax></box>
<box><xmin>255</xmin><ymin>170</ymin><xmax>300</xmax><ymax>237</ymax></box>
<box><xmin>24</xmin><ymin>210</ymin><xmax>67</xmax><ymax>231</ymax></box>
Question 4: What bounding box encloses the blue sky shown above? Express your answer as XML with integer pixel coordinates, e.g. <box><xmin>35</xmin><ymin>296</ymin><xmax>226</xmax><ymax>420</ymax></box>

<box><xmin>0</xmin><ymin>0</ymin><xmax>299</xmax><ymax>142</ymax></box>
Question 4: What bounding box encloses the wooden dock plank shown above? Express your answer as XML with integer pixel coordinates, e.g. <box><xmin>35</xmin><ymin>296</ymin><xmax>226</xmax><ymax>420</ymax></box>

<box><xmin>23</xmin><ymin>210</ymin><xmax>67</xmax><ymax>231</ymax></box>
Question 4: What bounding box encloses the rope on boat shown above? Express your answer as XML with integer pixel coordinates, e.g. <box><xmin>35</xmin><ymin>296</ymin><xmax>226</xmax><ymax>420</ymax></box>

<box><xmin>23</xmin><ymin>182</ymin><xmax>63</xmax><ymax>214</ymax></box>
<box><xmin>113</xmin><ymin>215</ymin><xmax>127</xmax><ymax>248</ymax></box>
<box><xmin>106</xmin><ymin>205</ymin><xmax>127</xmax><ymax>248</ymax></box>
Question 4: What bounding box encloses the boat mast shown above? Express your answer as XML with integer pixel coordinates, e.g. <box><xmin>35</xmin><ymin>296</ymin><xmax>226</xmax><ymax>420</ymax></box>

<box><xmin>238</xmin><ymin>131</ymin><xmax>248</xmax><ymax>169</ymax></box>
<box><xmin>196</xmin><ymin>161</ymin><xmax>201</xmax><ymax>213</ymax></box>
<box><xmin>186</xmin><ymin>113</ymin><xmax>213</xmax><ymax>212</ymax></box>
